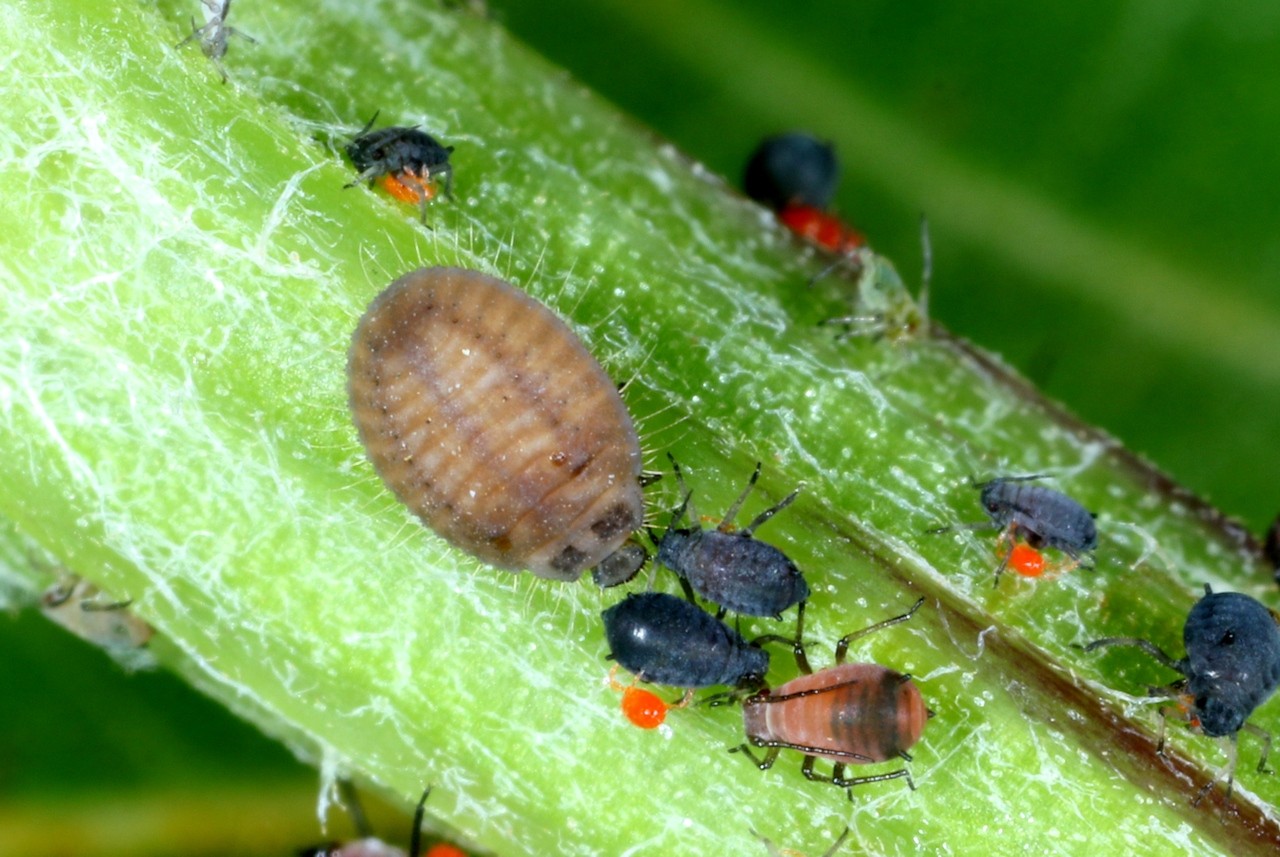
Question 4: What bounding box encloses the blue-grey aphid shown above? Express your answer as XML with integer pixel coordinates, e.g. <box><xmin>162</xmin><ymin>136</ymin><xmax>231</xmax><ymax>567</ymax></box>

<box><xmin>602</xmin><ymin>592</ymin><xmax>770</xmax><ymax>690</ymax></box>
<box><xmin>653</xmin><ymin>456</ymin><xmax>809</xmax><ymax>620</ymax></box>
<box><xmin>1086</xmin><ymin>584</ymin><xmax>1280</xmax><ymax>804</ymax></box>
<box><xmin>930</xmin><ymin>475</ymin><xmax>1097</xmax><ymax>587</ymax></box>
<box><xmin>743</xmin><ymin>132</ymin><xmax>839</xmax><ymax>212</ymax></box>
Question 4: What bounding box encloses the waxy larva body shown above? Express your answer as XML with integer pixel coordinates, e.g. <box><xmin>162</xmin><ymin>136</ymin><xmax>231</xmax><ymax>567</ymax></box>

<box><xmin>348</xmin><ymin>267</ymin><xmax>645</xmax><ymax>581</ymax></box>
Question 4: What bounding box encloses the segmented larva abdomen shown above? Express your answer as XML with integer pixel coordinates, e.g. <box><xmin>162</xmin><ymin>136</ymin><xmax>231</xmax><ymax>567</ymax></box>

<box><xmin>348</xmin><ymin>267</ymin><xmax>644</xmax><ymax>581</ymax></box>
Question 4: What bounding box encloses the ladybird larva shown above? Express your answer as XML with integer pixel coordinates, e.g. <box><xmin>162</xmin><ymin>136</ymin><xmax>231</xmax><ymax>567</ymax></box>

<box><xmin>348</xmin><ymin>267</ymin><xmax>645</xmax><ymax>581</ymax></box>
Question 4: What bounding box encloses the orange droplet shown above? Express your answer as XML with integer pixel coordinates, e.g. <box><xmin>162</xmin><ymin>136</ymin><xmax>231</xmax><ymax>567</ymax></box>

<box><xmin>382</xmin><ymin>169</ymin><xmax>437</xmax><ymax>204</ymax></box>
<box><xmin>778</xmin><ymin>204</ymin><xmax>865</xmax><ymax>254</ymax></box>
<box><xmin>424</xmin><ymin>844</ymin><xmax>469</xmax><ymax>857</ymax></box>
<box><xmin>620</xmin><ymin>686</ymin><xmax>669</xmax><ymax>729</ymax></box>
<box><xmin>1007</xmin><ymin>543</ymin><xmax>1046</xmax><ymax>577</ymax></box>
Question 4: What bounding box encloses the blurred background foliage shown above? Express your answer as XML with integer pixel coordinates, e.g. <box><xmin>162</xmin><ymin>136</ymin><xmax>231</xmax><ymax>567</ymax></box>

<box><xmin>5</xmin><ymin>0</ymin><xmax>1279</xmax><ymax>854</ymax></box>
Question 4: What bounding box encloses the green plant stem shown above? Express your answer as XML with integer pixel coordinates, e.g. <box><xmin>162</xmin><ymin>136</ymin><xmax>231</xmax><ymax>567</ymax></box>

<box><xmin>1</xmin><ymin>1</ymin><xmax>1277</xmax><ymax>854</ymax></box>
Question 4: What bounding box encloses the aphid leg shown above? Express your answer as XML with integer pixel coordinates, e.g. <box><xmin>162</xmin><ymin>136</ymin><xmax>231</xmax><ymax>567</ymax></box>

<box><xmin>1192</xmin><ymin>736</ymin><xmax>1239</xmax><ymax>806</ymax></box>
<box><xmin>752</xmin><ymin>600</ymin><xmax>812</xmax><ymax>674</ymax></box>
<box><xmin>730</xmin><ymin>742</ymin><xmax>781</xmax><ymax>771</ymax></box>
<box><xmin>1242</xmin><ymin>721</ymin><xmax>1273</xmax><ymax>774</ymax></box>
<box><xmin>436</xmin><ymin>162</ymin><xmax>455</xmax><ymax>201</ymax></box>
<box><xmin>801</xmin><ymin>756</ymin><xmax>915</xmax><ymax>796</ymax></box>
<box><xmin>834</xmin><ymin>597</ymin><xmax>925</xmax><ymax>664</ymax></box>
<box><xmin>718</xmin><ymin>462</ymin><xmax>763</xmax><ymax>531</ymax></box>
<box><xmin>992</xmin><ymin>544</ymin><xmax>1012</xmax><ymax>588</ymax></box>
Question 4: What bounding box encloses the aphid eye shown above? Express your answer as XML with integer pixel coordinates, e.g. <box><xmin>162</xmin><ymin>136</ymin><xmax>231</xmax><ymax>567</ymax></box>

<box><xmin>1220</xmin><ymin>630</ymin><xmax>1236</xmax><ymax>646</ymax></box>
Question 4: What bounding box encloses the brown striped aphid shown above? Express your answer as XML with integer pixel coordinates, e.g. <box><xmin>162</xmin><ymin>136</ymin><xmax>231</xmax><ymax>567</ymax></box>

<box><xmin>732</xmin><ymin>598</ymin><xmax>930</xmax><ymax>796</ymax></box>
<box><xmin>348</xmin><ymin>267</ymin><xmax>647</xmax><ymax>583</ymax></box>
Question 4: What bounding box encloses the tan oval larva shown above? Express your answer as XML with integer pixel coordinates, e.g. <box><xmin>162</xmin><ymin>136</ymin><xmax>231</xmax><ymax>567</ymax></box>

<box><xmin>348</xmin><ymin>267</ymin><xmax>645</xmax><ymax>581</ymax></box>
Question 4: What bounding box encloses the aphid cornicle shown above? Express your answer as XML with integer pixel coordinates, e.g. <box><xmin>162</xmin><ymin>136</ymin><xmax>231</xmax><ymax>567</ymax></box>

<box><xmin>743</xmin><ymin>133</ymin><xmax>839</xmax><ymax>212</ymax></box>
<box><xmin>930</xmin><ymin>475</ymin><xmax>1097</xmax><ymax>586</ymax></box>
<box><xmin>1086</xmin><ymin>584</ymin><xmax>1280</xmax><ymax>804</ymax></box>
<box><xmin>733</xmin><ymin>598</ymin><xmax>929</xmax><ymax>796</ymax></box>
<box><xmin>345</xmin><ymin>114</ymin><xmax>455</xmax><ymax>222</ymax></box>
<box><xmin>348</xmin><ymin>267</ymin><xmax>646</xmax><ymax>583</ymax></box>
<box><xmin>602</xmin><ymin>592</ymin><xmax>771</xmax><ymax>690</ymax></box>
<box><xmin>654</xmin><ymin>456</ymin><xmax>808</xmax><ymax>620</ymax></box>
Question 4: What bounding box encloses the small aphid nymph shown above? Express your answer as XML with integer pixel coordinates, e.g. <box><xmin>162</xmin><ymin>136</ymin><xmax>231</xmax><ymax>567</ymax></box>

<box><xmin>930</xmin><ymin>474</ymin><xmax>1097</xmax><ymax>586</ymax></box>
<box><xmin>1085</xmin><ymin>584</ymin><xmax>1280</xmax><ymax>804</ymax></box>
<box><xmin>733</xmin><ymin>598</ymin><xmax>930</xmax><ymax>796</ymax></box>
<box><xmin>602</xmin><ymin>592</ymin><xmax>771</xmax><ymax>691</ymax></box>
<box><xmin>653</xmin><ymin>456</ymin><xmax>809</xmax><ymax>621</ymax></box>
<box><xmin>744</xmin><ymin>133</ymin><xmax>839</xmax><ymax>212</ymax></box>
<box><xmin>348</xmin><ymin>267</ymin><xmax>646</xmax><ymax>583</ymax></box>
<box><xmin>40</xmin><ymin>574</ymin><xmax>155</xmax><ymax>652</ymax></box>
<box><xmin>176</xmin><ymin>0</ymin><xmax>256</xmax><ymax>83</ymax></box>
<box><xmin>345</xmin><ymin>113</ymin><xmax>455</xmax><ymax>222</ymax></box>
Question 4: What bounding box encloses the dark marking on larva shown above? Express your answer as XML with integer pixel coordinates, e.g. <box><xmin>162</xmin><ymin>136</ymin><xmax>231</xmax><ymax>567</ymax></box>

<box><xmin>348</xmin><ymin>267</ymin><xmax>645</xmax><ymax>581</ymax></box>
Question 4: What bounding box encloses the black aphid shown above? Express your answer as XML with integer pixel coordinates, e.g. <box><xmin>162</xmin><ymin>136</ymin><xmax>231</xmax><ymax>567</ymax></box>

<box><xmin>743</xmin><ymin>132</ymin><xmax>839</xmax><ymax>212</ymax></box>
<box><xmin>1086</xmin><ymin>584</ymin><xmax>1280</xmax><ymax>804</ymax></box>
<box><xmin>344</xmin><ymin>113</ymin><xmax>455</xmax><ymax>222</ymax></box>
<box><xmin>602</xmin><ymin>592</ymin><xmax>771</xmax><ymax>690</ymax></box>
<box><xmin>653</xmin><ymin>456</ymin><xmax>809</xmax><ymax>620</ymax></box>
<box><xmin>930</xmin><ymin>475</ymin><xmax>1097</xmax><ymax>586</ymax></box>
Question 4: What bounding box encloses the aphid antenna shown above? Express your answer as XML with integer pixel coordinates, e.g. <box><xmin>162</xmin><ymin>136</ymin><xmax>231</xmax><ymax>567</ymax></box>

<box><xmin>1083</xmin><ymin>636</ymin><xmax>1186</xmax><ymax>674</ymax></box>
<box><xmin>916</xmin><ymin>213</ymin><xmax>932</xmax><ymax>331</ymax></box>
<box><xmin>977</xmin><ymin>473</ymin><xmax>1054</xmax><ymax>487</ymax></box>
<box><xmin>742</xmin><ymin>485</ymin><xmax>803</xmax><ymax>536</ymax></box>
<box><xmin>924</xmin><ymin>520</ymin><xmax>998</xmax><ymax>536</ymax></box>
<box><xmin>718</xmin><ymin>461</ymin><xmax>764</xmax><ymax>531</ymax></box>
<box><xmin>665</xmin><ymin>454</ymin><xmax>700</xmax><ymax>524</ymax></box>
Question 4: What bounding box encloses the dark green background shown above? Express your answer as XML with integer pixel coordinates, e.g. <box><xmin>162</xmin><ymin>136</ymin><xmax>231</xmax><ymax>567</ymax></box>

<box><xmin>495</xmin><ymin>0</ymin><xmax>1280</xmax><ymax>534</ymax></box>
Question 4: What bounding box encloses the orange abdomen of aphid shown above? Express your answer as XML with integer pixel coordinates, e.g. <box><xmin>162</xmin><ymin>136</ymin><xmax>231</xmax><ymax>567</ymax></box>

<box><xmin>743</xmin><ymin>663</ymin><xmax>927</xmax><ymax>764</ymax></box>
<box><xmin>348</xmin><ymin>267</ymin><xmax>644</xmax><ymax>581</ymax></box>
